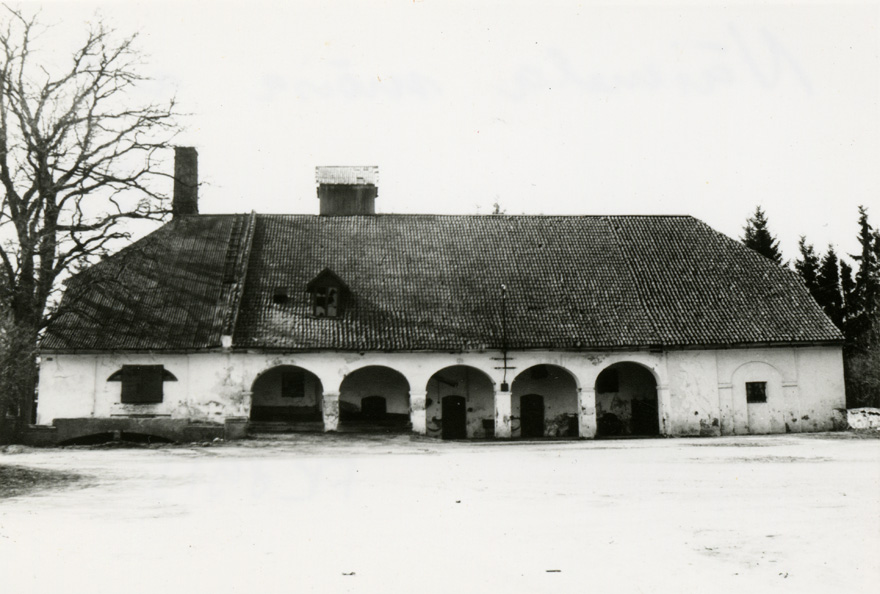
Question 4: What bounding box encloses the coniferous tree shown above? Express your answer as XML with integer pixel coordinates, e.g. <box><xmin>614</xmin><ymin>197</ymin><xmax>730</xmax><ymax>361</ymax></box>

<box><xmin>841</xmin><ymin>260</ymin><xmax>857</xmax><ymax>330</ymax></box>
<box><xmin>841</xmin><ymin>207</ymin><xmax>880</xmax><ymax>408</ymax></box>
<box><xmin>816</xmin><ymin>246</ymin><xmax>844</xmax><ymax>329</ymax></box>
<box><xmin>794</xmin><ymin>236</ymin><xmax>821</xmax><ymax>302</ymax></box>
<box><xmin>849</xmin><ymin>206</ymin><xmax>880</xmax><ymax>338</ymax></box>
<box><xmin>742</xmin><ymin>206</ymin><xmax>784</xmax><ymax>264</ymax></box>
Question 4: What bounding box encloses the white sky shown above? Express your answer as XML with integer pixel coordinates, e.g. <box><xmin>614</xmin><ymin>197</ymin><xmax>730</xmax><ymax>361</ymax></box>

<box><xmin>29</xmin><ymin>0</ymin><xmax>880</xmax><ymax>261</ymax></box>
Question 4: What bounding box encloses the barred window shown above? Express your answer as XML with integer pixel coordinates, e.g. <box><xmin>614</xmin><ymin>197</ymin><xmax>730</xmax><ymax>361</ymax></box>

<box><xmin>746</xmin><ymin>381</ymin><xmax>767</xmax><ymax>404</ymax></box>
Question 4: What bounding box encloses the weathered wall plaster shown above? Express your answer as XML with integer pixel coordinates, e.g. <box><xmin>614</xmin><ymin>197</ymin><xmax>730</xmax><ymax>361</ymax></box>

<box><xmin>37</xmin><ymin>345</ymin><xmax>846</xmax><ymax>439</ymax></box>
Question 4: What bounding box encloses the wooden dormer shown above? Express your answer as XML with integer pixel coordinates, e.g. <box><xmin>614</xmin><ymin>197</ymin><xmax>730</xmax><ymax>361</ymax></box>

<box><xmin>306</xmin><ymin>268</ymin><xmax>349</xmax><ymax>318</ymax></box>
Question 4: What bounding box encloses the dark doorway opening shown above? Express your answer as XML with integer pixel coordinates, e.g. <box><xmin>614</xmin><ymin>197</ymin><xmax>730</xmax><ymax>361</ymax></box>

<box><xmin>361</xmin><ymin>395</ymin><xmax>387</xmax><ymax>419</ymax></box>
<box><xmin>520</xmin><ymin>394</ymin><xmax>545</xmax><ymax>438</ymax></box>
<box><xmin>631</xmin><ymin>398</ymin><xmax>659</xmax><ymax>435</ymax></box>
<box><xmin>594</xmin><ymin>362</ymin><xmax>660</xmax><ymax>438</ymax></box>
<box><xmin>250</xmin><ymin>366</ymin><xmax>322</xmax><ymax>426</ymax></box>
<box><xmin>442</xmin><ymin>396</ymin><xmax>467</xmax><ymax>439</ymax></box>
<box><xmin>338</xmin><ymin>366</ymin><xmax>410</xmax><ymax>432</ymax></box>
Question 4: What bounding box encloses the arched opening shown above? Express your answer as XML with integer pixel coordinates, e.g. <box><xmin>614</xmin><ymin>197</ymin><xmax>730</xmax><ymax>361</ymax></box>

<box><xmin>511</xmin><ymin>365</ymin><xmax>579</xmax><ymax>438</ymax></box>
<box><xmin>594</xmin><ymin>362</ymin><xmax>659</xmax><ymax>437</ymax></box>
<box><xmin>731</xmin><ymin>361</ymin><xmax>785</xmax><ymax>435</ymax></box>
<box><xmin>339</xmin><ymin>366</ymin><xmax>410</xmax><ymax>432</ymax></box>
<box><xmin>250</xmin><ymin>365</ymin><xmax>323</xmax><ymax>425</ymax></box>
<box><xmin>426</xmin><ymin>366</ymin><xmax>495</xmax><ymax>439</ymax></box>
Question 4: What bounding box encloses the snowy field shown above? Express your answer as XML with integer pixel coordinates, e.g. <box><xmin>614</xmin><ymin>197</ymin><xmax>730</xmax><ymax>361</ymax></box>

<box><xmin>1</xmin><ymin>434</ymin><xmax>878</xmax><ymax>594</ymax></box>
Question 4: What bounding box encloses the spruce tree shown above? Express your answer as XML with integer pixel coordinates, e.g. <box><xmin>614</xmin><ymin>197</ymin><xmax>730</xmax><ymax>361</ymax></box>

<box><xmin>849</xmin><ymin>206</ymin><xmax>879</xmax><ymax>337</ymax></box>
<box><xmin>816</xmin><ymin>246</ymin><xmax>844</xmax><ymax>329</ymax></box>
<box><xmin>742</xmin><ymin>206</ymin><xmax>784</xmax><ymax>264</ymax></box>
<box><xmin>841</xmin><ymin>260</ymin><xmax>857</xmax><ymax>331</ymax></box>
<box><xmin>794</xmin><ymin>236</ymin><xmax>820</xmax><ymax>301</ymax></box>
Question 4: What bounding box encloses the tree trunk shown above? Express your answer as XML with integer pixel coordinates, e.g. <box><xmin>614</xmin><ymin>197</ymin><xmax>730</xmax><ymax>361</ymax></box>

<box><xmin>0</xmin><ymin>321</ymin><xmax>40</xmax><ymax>443</ymax></box>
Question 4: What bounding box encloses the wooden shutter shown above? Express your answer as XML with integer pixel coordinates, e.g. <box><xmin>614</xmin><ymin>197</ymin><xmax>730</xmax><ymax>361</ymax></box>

<box><xmin>120</xmin><ymin>365</ymin><xmax>164</xmax><ymax>404</ymax></box>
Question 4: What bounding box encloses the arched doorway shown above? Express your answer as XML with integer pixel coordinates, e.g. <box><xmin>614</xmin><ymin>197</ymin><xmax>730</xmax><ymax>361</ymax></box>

<box><xmin>339</xmin><ymin>366</ymin><xmax>410</xmax><ymax>432</ymax></box>
<box><xmin>511</xmin><ymin>365</ymin><xmax>579</xmax><ymax>438</ymax></box>
<box><xmin>250</xmin><ymin>365</ymin><xmax>323</xmax><ymax>424</ymax></box>
<box><xmin>594</xmin><ymin>362</ymin><xmax>659</xmax><ymax>437</ymax></box>
<box><xmin>426</xmin><ymin>366</ymin><xmax>495</xmax><ymax>439</ymax></box>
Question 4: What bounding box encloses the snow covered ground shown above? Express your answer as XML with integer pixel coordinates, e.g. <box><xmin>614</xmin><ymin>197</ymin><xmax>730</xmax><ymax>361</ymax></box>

<box><xmin>1</xmin><ymin>434</ymin><xmax>878</xmax><ymax>594</ymax></box>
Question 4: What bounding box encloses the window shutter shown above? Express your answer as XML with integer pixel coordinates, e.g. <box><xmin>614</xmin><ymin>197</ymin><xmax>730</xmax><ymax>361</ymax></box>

<box><xmin>120</xmin><ymin>365</ymin><xmax>165</xmax><ymax>404</ymax></box>
<box><xmin>139</xmin><ymin>366</ymin><xmax>164</xmax><ymax>403</ymax></box>
<box><xmin>121</xmin><ymin>366</ymin><xmax>141</xmax><ymax>403</ymax></box>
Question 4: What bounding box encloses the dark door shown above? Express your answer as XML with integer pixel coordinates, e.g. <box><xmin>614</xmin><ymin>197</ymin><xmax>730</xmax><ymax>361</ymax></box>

<box><xmin>361</xmin><ymin>396</ymin><xmax>387</xmax><ymax>419</ymax></box>
<box><xmin>520</xmin><ymin>394</ymin><xmax>545</xmax><ymax>438</ymax></box>
<box><xmin>631</xmin><ymin>398</ymin><xmax>659</xmax><ymax>435</ymax></box>
<box><xmin>442</xmin><ymin>396</ymin><xmax>467</xmax><ymax>439</ymax></box>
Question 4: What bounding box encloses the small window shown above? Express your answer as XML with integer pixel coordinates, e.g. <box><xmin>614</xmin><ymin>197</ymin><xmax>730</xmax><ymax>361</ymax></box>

<box><xmin>273</xmin><ymin>287</ymin><xmax>288</xmax><ymax>304</ymax></box>
<box><xmin>281</xmin><ymin>369</ymin><xmax>306</xmax><ymax>398</ymax></box>
<box><xmin>313</xmin><ymin>286</ymin><xmax>339</xmax><ymax>317</ymax></box>
<box><xmin>120</xmin><ymin>365</ymin><xmax>164</xmax><ymax>404</ymax></box>
<box><xmin>746</xmin><ymin>381</ymin><xmax>767</xmax><ymax>403</ymax></box>
<box><xmin>307</xmin><ymin>268</ymin><xmax>349</xmax><ymax>318</ymax></box>
<box><xmin>596</xmin><ymin>369</ymin><xmax>619</xmax><ymax>393</ymax></box>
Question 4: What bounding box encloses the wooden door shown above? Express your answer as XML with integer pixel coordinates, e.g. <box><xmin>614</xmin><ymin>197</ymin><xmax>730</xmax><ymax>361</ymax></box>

<box><xmin>441</xmin><ymin>396</ymin><xmax>467</xmax><ymax>439</ymax></box>
<box><xmin>520</xmin><ymin>394</ymin><xmax>545</xmax><ymax>438</ymax></box>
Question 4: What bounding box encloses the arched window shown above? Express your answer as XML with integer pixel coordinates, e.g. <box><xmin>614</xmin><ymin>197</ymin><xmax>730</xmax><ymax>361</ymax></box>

<box><xmin>107</xmin><ymin>366</ymin><xmax>177</xmax><ymax>404</ymax></box>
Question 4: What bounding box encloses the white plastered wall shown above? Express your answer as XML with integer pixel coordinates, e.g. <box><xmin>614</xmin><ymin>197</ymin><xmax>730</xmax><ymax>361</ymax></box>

<box><xmin>37</xmin><ymin>345</ymin><xmax>846</xmax><ymax>436</ymax></box>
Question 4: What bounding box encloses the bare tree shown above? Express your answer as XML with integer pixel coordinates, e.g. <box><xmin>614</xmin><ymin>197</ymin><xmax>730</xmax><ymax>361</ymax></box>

<box><xmin>0</xmin><ymin>8</ymin><xmax>178</xmax><ymax>439</ymax></box>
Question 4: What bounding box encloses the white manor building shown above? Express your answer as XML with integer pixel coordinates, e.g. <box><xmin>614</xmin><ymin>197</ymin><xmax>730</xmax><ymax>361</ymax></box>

<box><xmin>34</xmin><ymin>150</ymin><xmax>846</xmax><ymax>444</ymax></box>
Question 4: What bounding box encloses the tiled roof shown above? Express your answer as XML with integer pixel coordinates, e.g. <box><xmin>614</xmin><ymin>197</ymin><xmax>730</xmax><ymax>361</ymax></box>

<box><xmin>42</xmin><ymin>214</ymin><xmax>843</xmax><ymax>352</ymax></box>
<box><xmin>316</xmin><ymin>166</ymin><xmax>379</xmax><ymax>186</ymax></box>
<box><xmin>42</xmin><ymin>215</ymin><xmax>249</xmax><ymax>351</ymax></box>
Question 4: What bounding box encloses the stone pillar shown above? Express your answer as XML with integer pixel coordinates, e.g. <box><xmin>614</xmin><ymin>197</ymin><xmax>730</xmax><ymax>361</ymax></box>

<box><xmin>494</xmin><ymin>389</ymin><xmax>512</xmax><ymax>438</ymax></box>
<box><xmin>322</xmin><ymin>391</ymin><xmax>340</xmax><ymax>432</ymax></box>
<box><xmin>718</xmin><ymin>383</ymin><xmax>735</xmax><ymax>435</ymax></box>
<box><xmin>578</xmin><ymin>387</ymin><xmax>597</xmax><ymax>438</ymax></box>
<box><xmin>657</xmin><ymin>385</ymin><xmax>672</xmax><ymax>436</ymax></box>
<box><xmin>410</xmin><ymin>391</ymin><xmax>428</xmax><ymax>435</ymax></box>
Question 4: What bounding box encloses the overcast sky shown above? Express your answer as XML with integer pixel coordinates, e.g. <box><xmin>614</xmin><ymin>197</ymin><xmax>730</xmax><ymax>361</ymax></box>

<box><xmin>32</xmin><ymin>0</ymin><xmax>880</xmax><ymax>261</ymax></box>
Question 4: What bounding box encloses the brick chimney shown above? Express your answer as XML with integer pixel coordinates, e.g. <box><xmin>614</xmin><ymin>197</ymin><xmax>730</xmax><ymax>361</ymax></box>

<box><xmin>316</xmin><ymin>166</ymin><xmax>378</xmax><ymax>215</ymax></box>
<box><xmin>172</xmin><ymin>147</ymin><xmax>199</xmax><ymax>217</ymax></box>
